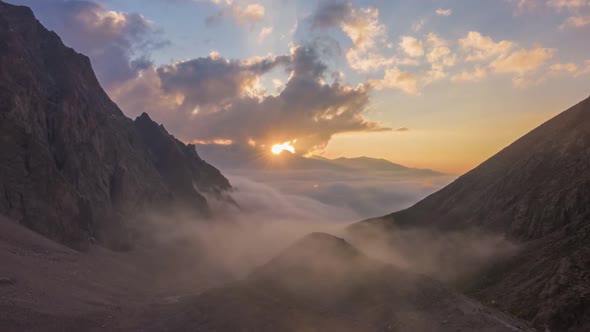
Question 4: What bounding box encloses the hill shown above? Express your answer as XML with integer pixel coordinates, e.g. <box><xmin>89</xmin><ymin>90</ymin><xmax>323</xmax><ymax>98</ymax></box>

<box><xmin>139</xmin><ymin>233</ymin><xmax>532</xmax><ymax>332</ymax></box>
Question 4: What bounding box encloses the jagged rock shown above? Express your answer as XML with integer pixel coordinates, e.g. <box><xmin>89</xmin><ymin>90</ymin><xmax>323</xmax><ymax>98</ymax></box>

<box><xmin>0</xmin><ymin>1</ymin><xmax>232</xmax><ymax>249</ymax></box>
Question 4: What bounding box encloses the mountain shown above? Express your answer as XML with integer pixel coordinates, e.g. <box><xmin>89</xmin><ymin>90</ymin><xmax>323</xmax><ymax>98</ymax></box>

<box><xmin>352</xmin><ymin>97</ymin><xmax>590</xmax><ymax>331</ymax></box>
<box><xmin>315</xmin><ymin>156</ymin><xmax>442</xmax><ymax>175</ymax></box>
<box><xmin>315</xmin><ymin>156</ymin><xmax>410</xmax><ymax>171</ymax></box>
<box><xmin>0</xmin><ymin>1</ymin><xmax>231</xmax><ymax>249</ymax></box>
<box><xmin>197</xmin><ymin>143</ymin><xmax>444</xmax><ymax>175</ymax></box>
<box><xmin>139</xmin><ymin>232</ymin><xmax>532</xmax><ymax>332</ymax></box>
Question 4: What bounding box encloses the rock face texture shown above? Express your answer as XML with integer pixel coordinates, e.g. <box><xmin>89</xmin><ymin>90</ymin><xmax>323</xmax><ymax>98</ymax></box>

<box><xmin>0</xmin><ymin>1</ymin><xmax>231</xmax><ymax>249</ymax></box>
<box><xmin>354</xmin><ymin>97</ymin><xmax>590</xmax><ymax>331</ymax></box>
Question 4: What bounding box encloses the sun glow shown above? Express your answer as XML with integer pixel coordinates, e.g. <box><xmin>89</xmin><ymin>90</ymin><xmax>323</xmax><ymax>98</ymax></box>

<box><xmin>271</xmin><ymin>141</ymin><xmax>296</xmax><ymax>155</ymax></box>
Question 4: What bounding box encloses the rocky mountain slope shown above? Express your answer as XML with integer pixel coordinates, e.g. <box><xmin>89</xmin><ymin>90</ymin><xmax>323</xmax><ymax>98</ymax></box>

<box><xmin>352</xmin><ymin>97</ymin><xmax>590</xmax><ymax>331</ymax></box>
<box><xmin>140</xmin><ymin>233</ymin><xmax>532</xmax><ymax>332</ymax></box>
<box><xmin>0</xmin><ymin>1</ymin><xmax>231</xmax><ymax>249</ymax></box>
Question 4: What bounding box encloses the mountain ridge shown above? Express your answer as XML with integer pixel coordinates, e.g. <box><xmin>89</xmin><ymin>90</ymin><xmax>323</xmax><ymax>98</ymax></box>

<box><xmin>197</xmin><ymin>143</ymin><xmax>445</xmax><ymax>175</ymax></box>
<box><xmin>351</xmin><ymin>96</ymin><xmax>590</xmax><ymax>330</ymax></box>
<box><xmin>0</xmin><ymin>0</ymin><xmax>232</xmax><ymax>249</ymax></box>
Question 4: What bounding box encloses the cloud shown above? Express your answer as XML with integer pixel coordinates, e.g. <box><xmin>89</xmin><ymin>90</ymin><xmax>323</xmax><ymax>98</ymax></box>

<box><xmin>138</xmin><ymin>164</ymin><xmax>454</xmax><ymax>279</ymax></box>
<box><xmin>458</xmin><ymin>31</ymin><xmax>514</xmax><ymax>62</ymax></box>
<box><xmin>310</xmin><ymin>0</ymin><xmax>385</xmax><ymax>50</ymax></box>
<box><xmin>423</xmin><ymin>33</ymin><xmax>456</xmax><ymax>84</ymax></box>
<box><xmin>369</xmin><ymin>67</ymin><xmax>420</xmax><ymax>95</ymax></box>
<box><xmin>399</xmin><ymin>36</ymin><xmax>424</xmax><ymax>58</ymax></box>
<box><xmin>111</xmin><ymin>44</ymin><xmax>390</xmax><ymax>155</ymax></box>
<box><xmin>156</xmin><ymin>51</ymin><xmax>288</xmax><ymax>108</ymax></box>
<box><xmin>549</xmin><ymin>62</ymin><xmax>578</xmax><ymax>73</ymax></box>
<box><xmin>194</xmin><ymin>152</ymin><xmax>454</xmax><ymax>220</ymax></box>
<box><xmin>579</xmin><ymin>59</ymin><xmax>590</xmax><ymax>76</ymax></box>
<box><xmin>411</xmin><ymin>18</ymin><xmax>427</xmax><ymax>32</ymax></box>
<box><xmin>345</xmin><ymin>50</ymin><xmax>396</xmax><ymax>72</ymax></box>
<box><xmin>451</xmin><ymin>66</ymin><xmax>488</xmax><ymax>82</ymax></box>
<box><xmin>547</xmin><ymin>0</ymin><xmax>590</xmax><ymax>10</ymax></box>
<box><xmin>394</xmin><ymin>127</ymin><xmax>410</xmax><ymax>132</ymax></box>
<box><xmin>12</xmin><ymin>0</ymin><xmax>165</xmax><ymax>89</ymax></box>
<box><xmin>310</xmin><ymin>1</ymin><xmax>390</xmax><ymax>72</ymax></box>
<box><xmin>257</xmin><ymin>26</ymin><xmax>273</xmax><ymax>43</ymax></box>
<box><xmin>490</xmin><ymin>47</ymin><xmax>556</xmax><ymax>74</ymax></box>
<box><xmin>560</xmin><ymin>15</ymin><xmax>590</xmax><ymax>28</ymax></box>
<box><xmin>509</xmin><ymin>0</ymin><xmax>538</xmax><ymax>13</ymax></box>
<box><xmin>513</xmin><ymin>0</ymin><xmax>590</xmax><ymax>28</ymax></box>
<box><xmin>490</xmin><ymin>47</ymin><xmax>556</xmax><ymax>87</ymax></box>
<box><xmin>508</xmin><ymin>58</ymin><xmax>590</xmax><ymax>87</ymax></box>
<box><xmin>435</xmin><ymin>9</ymin><xmax>452</xmax><ymax>16</ymax></box>
<box><xmin>207</xmin><ymin>1</ymin><xmax>266</xmax><ymax>26</ymax></box>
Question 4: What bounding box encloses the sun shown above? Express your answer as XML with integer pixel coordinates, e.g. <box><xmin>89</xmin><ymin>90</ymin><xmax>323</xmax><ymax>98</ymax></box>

<box><xmin>271</xmin><ymin>141</ymin><xmax>296</xmax><ymax>155</ymax></box>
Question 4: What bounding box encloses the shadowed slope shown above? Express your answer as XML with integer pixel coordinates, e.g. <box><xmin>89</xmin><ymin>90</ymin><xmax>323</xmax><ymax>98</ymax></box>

<box><xmin>358</xmin><ymin>97</ymin><xmax>590</xmax><ymax>240</ymax></box>
<box><xmin>0</xmin><ymin>1</ymin><xmax>231</xmax><ymax>249</ymax></box>
<box><xmin>140</xmin><ymin>233</ymin><xmax>532</xmax><ymax>332</ymax></box>
<box><xmin>351</xmin><ymin>96</ymin><xmax>590</xmax><ymax>331</ymax></box>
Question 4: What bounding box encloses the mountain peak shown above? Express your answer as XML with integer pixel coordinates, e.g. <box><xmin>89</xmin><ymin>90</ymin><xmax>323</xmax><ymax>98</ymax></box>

<box><xmin>250</xmin><ymin>232</ymin><xmax>368</xmax><ymax>283</ymax></box>
<box><xmin>136</xmin><ymin>112</ymin><xmax>153</xmax><ymax>121</ymax></box>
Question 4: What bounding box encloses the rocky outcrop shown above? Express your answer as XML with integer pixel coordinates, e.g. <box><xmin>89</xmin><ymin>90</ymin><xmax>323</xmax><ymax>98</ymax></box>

<box><xmin>352</xmin><ymin>97</ymin><xmax>590</xmax><ymax>331</ymax></box>
<box><xmin>134</xmin><ymin>113</ymin><xmax>231</xmax><ymax>199</ymax></box>
<box><xmin>0</xmin><ymin>1</ymin><xmax>231</xmax><ymax>249</ymax></box>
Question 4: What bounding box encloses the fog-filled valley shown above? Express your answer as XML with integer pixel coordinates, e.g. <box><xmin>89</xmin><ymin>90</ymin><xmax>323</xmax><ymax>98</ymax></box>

<box><xmin>2</xmin><ymin>0</ymin><xmax>590</xmax><ymax>331</ymax></box>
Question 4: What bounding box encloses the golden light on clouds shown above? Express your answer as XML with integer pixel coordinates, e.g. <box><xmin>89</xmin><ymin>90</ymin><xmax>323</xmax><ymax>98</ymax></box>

<box><xmin>271</xmin><ymin>141</ymin><xmax>296</xmax><ymax>155</ymax></box>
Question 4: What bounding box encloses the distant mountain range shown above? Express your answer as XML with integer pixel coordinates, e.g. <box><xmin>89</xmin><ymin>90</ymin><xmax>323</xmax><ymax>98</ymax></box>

<box><xmin>197</xmin><ymin>143</ymin><xmax>444</xmax><ymax>176</ymax></box>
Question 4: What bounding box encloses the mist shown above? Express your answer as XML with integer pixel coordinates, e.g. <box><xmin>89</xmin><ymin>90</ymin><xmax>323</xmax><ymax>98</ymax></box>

<box><xmin>133</xmin><ymin>171</ymin><xmax>517</xmax><ymax>290</ymax></box>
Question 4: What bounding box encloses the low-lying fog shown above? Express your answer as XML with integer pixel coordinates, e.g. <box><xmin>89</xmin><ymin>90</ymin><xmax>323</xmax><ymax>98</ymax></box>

<box><xmin>139</xmin><ymin>164</ymin><xmax>517</xmax><ymax>287</ymax></box>
<box><xmin>224</xmin><ymin>169</ymin><xmax>454</xmax><ymax>221</ymax></box>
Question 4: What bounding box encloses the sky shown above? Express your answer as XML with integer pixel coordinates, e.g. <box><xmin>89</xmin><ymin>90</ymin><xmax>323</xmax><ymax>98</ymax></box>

<box><xmin>12</xmin><ymin>0</ymin><xmax>590</xmax><ymax>173</ymax></box>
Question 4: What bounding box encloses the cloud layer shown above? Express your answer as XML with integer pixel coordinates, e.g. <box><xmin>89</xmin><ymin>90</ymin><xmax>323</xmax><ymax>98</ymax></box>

<box><xmin>112</xmin><ymin>44</ymin><xmax>389</xmax><ymax>155</ymax></box>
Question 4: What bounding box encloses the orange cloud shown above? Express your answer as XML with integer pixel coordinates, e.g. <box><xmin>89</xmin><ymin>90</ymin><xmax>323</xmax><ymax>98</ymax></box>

<box><xmin>369</xmin><ymin>67</ymin><xmax>419</xmax><ymax>95</ymax></box>
<box><xmin>459</xmin><ymin>31</ymin><xmax>514</xmax><ymax>62</ymax></box>
<box><xmin>490</xmin><ymin>47</ymin><xmax>555</xmax><ymax>74</ymax></box>
<box><xmin>451</xmin><ymin>66</ymin><xmax>487</xmax><ymax>82</ymax></box>
<box><xmin>399</xmin><ymin>36</ymin><xmax>424</xmax><ymax>57</ymax></box>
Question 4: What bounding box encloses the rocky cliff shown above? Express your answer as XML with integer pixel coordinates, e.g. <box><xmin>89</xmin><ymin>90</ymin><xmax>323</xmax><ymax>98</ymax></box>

<box><xmin>0</xmin><ymin>1</ymin><xmax>231</xmax><ymax>249</ymax></box>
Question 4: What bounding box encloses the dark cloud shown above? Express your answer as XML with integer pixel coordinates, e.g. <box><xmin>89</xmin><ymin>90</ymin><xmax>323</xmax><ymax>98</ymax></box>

<box><xmin>205</xmin><ymin>11</ymin><xmax>224</xmax><ymax>27</ymax></box>
<box><xmin>12</xmin><ymin>0</ymin><xmax>167</xmax><ymax>89</ymax></box>
<box><xmin>395</xmin><ymin>127</ymin><xmax>410</xmax><ymax>132</ymax></box>
<box><xmin>14</xmin><ymin>0</ymin><xmax>390</xmax><ymax>156</ymax></box>
<box><xmin>157</xmin><ymin>53</ymin><xmax>289</xmax><ymax>108</ymax></box>
<box><xmin>113</xmin><ymin>44</ymin><xmax>390</xmax><ymax>155</ymax></box>
<box><xmin>310</xmin><ymin>1</ymin><xmax>352</xmax><ymax>29</ymax></box>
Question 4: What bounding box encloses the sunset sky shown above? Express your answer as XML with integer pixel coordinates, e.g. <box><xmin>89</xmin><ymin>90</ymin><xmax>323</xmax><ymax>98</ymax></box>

<box><xmin>15</xmin><ymin>0</ymin><xmax>590</xmax><ymax>173</ymax></box>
